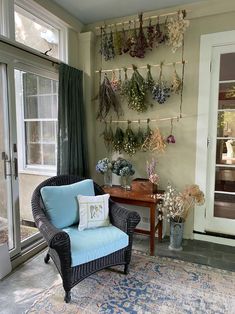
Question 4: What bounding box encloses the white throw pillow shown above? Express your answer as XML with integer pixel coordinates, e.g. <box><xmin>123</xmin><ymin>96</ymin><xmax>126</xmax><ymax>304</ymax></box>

<box><xmin>77</xmin><ymin>194</ymin><xmax>110</xmax><ymax>231</ymax></box>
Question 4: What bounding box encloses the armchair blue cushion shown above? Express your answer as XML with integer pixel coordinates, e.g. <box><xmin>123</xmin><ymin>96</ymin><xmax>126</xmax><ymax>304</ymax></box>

<box><xmin>63</xmin><ymin>225</ymin><xmax>129</xmax><ymax>266</ymax></box>
<box><xmin>40</xmin><ymin>179</ymin><xmax>95</xmax><ymax>229</ymax></box>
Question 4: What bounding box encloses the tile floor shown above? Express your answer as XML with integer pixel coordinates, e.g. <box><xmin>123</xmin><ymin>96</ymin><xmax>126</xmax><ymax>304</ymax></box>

<box><xmin>0</xmin><ymin>235</ymin><xmax>234</xmax><ymax>314</ymax></box>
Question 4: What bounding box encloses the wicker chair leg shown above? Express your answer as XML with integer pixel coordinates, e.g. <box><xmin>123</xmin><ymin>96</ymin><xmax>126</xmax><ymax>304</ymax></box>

<box><xmin>64</xmin><ymin>290</ymin><xmax>71</xmax><ymax>303</ymax></box>
<box><xmin>44</xmin><ymin>253</ymin><xmax>50</xmax><ymax>264</ymax></box>
<box><xmin>124</xmin><ymin>264</ymin><xmax>129</xmax><ymax>274</ymax></box>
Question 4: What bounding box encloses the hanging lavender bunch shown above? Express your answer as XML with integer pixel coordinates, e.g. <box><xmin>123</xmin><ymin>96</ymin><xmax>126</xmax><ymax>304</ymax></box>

<box><xmin>97</xmin><ymin>73</ymin><xmax>122</xmax><ymax>120</ymax></box>
<box><xmin>152</xmin><ymin>63</ymin><xmax>171</xmax><ymax>104</ymax></box>
<box><xmin>145</xmin><ymin>64</ymin><xmax>155</xmax><ymax>91</ymax></box>
<box><xmin>135</xmin><ymin>13</ymin><xmax>148</xmax><ymax>58</ymax></box>
<box><xmin>128</xmin><ymin>66</ymin><xmax>147</xmax><ymax>112</ymax></box>
<box><xmin>120</xmin><ymin>67</ymin><xmax>130</xmax><ymax>98</ymax></box>
<box><xmin>100</xmin><ymin>27</ymin><xmax>110</xmax><ymax>61</ymax></box>
<box><xmin>147</xmin><ymin>19</ymin><xmax>155</xmax><ymax>50</ymax></box>
<box><xmin>108</xmin><ymin>30</ymin><xmax>115</xmax><ymax>59</ymax></box>
<box><xmin>113</xmin><ymin>126</ymin><xmax>124</xmax><ymax>153</ymax></box>
<box><xmin>123</xmin><ymin>122</ymin><xmax>137</xmax><ymax>156</ymax></box>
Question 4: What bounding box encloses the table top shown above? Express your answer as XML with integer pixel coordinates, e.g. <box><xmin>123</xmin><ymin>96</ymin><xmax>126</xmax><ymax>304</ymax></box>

<box><xmin>102</xmin><ymin>185</ymin><xmax>163</xmax><ymax>204</ymax></box>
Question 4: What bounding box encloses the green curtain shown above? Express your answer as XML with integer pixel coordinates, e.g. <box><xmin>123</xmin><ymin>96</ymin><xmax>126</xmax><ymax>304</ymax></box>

<box><xmin>57</xmin><ymin>63</ymin><xmax>89</xmax><ymax>177</ymax></box>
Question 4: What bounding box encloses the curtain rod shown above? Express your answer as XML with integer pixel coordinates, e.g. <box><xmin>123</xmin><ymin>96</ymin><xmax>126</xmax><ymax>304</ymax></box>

<box><xmin>95</xmin><ymin>60</ymin><xmax>187</xmax><ymax>73</ymax></box>
<box><xmin>107</xmin><ymin>116</ymin><xmax>180</xmax><ymax>123</ymax></box>
<box><xmin>0</xmin><ymin>36</ymin><xmax>60</xmax><ymax>66</ymax></box>
<box><xmin>95</xmin><ymin>9</ymin><xmax>191</xmax><ymax>30</ymax></box>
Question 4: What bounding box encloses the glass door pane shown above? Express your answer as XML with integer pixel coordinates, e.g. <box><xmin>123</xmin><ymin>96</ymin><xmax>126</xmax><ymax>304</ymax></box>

<box><xmin>214</xmin><ymin>52</ymin><xmax>235</xmax><ymax>220</ymax></box>
<box><xmin>0</xmin><ymin>64</ymin><xmax>14</xmax><ymax>250</ymax></box>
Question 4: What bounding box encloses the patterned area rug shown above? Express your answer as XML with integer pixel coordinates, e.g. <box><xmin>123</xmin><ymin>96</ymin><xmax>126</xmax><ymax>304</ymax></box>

<box><xmin>26</xmin><ymin>252</ymin><xmax>235</xmax><ymax>314</ymax></box>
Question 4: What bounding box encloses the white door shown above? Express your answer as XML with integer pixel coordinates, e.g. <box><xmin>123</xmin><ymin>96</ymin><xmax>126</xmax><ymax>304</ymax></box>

<box><xmin>195</xmin><ymin>31</ymin><xmax>235</xmax><ymax>244</ymax></box>
<box><xmin>205</xmin><ymin>45</ymin><xmax>235</xmax><ymax>235</ymax></box>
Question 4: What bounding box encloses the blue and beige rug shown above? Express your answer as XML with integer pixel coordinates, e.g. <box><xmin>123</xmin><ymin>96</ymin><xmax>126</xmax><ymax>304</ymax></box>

<box><xmin>26</xmin><ymin>252</ymin><xmax>235</xmax><ymax>313</ymax></box>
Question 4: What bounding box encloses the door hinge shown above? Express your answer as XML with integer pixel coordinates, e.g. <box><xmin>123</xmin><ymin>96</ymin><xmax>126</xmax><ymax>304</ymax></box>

<box><xmin>207</xmin><ymin>137</ymin><xmax>210</xmax><ymax>147</ymax></box>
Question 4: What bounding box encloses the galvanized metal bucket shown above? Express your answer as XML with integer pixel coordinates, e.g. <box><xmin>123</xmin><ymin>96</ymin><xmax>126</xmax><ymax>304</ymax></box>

<box><xmin>168</xmin><ymin>220</ymin><xmax>184</xmax><ymax>251</ymax></box>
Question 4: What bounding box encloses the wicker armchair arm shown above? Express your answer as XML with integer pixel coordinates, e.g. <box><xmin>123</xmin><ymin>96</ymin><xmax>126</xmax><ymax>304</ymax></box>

<box><xmin>109</xmin><ymin>200</ymin><xmax>140</xmax><ymax>234</ymax></box>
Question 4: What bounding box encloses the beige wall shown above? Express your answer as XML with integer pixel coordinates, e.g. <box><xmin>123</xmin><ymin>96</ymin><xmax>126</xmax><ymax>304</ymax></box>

<box><xmin>83</xmin><ymin>1</ymin><xmax>235</xmax><ymax>238</ymax></box>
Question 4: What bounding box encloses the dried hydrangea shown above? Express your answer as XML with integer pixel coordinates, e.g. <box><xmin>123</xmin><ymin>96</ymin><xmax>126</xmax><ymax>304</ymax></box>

<box><xmin>167</xmin><ymin>10</ymin><xmax>189</xmax><ymax>53</ymax></box>
<box><xmin>152</xmin><ymin>63</ymin><xmax>171</xmax><ymax>104</ymax></box>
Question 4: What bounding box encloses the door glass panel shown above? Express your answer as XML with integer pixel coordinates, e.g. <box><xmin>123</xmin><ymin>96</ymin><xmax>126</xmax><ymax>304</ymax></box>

<box><xmin>213</xmin><ymin>52</ymin><xmax>235</xmax><ymax>221</ymax></box>
<box><xmin>0</xmin><ymin>64</ymin><xmax>14</xmax><ymax>250</ymax></box>
<box><xmin>214</xmin><ymin>193</ymin><xmax>235</xmax><ymax>219</ymax></box>
<box><xmin>215</xmin><ymin>167</ymin><xmax>235</xmax><ymax>192</ymax></box>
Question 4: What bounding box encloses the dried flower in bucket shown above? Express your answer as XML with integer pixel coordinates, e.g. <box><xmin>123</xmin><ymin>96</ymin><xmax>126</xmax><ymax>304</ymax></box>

<box><xmin>128</xmin><ymin>65</ymin><xmax>147</xmax><ymax>112</ymax></box>
<box><xmin>152</xmin><ymin>62</ymin><xmax>171</xmax><ymax>104</ymax></box>
<box><xmin>167</xmin><ymin>118</ymin><xmax>176</xmax><ymax>144</ymax></box>
<box><xmin>97</xmin><ymin>72</ymin><xmax>122</xmax><ymax>120</ymax></box>
<box><xmin>123</xmin><ymin>121</ymin><xmax>137</xmax><ymax>156</ymax></box>
<box><xmin>171</xmin><ymin>63</ymin><xmax>182</xmax><ymax>94</ymax></box>
<box><xmin>167</xmin><ymin>10</ymin><xmax>189</xmax><ymax>53</ymax></box>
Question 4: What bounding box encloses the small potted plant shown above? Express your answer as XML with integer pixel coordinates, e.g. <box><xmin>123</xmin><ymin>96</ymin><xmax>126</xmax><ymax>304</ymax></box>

<box><xmin>112</xmin><ymin>157</ymin><xmax>135</xmax><ymax>190</ymax></box>
<box><xmin>159</xmin><ymin>184</ymin><xmax>205</xmax><ymax>251</ymax></box>
<box><xmin>96</xmin><ymin>157</ymin><xmax>113</xmax><ymax>187</ymax></box>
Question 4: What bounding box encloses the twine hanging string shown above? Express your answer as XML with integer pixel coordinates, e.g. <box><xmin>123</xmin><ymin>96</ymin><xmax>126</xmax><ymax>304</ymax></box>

<box><xmin>179</xmin><ymin>35</ymin><xmax>185</xmax><ymax>118</ymax></box>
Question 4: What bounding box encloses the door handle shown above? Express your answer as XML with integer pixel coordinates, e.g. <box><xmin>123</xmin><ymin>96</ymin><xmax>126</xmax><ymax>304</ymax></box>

<box><xmin>14</xmin><ymin>157</ymin><xmax>18</xmax><ymax>180</ymax></box>
<box><xmin>1</xmin><ymin>152</ymin><xmax>11</xmax><ymax>179</ymax></box>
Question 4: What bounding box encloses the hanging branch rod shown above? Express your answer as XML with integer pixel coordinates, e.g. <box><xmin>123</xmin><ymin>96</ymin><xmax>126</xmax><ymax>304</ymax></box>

<box><xmin>95</xmin><ymin>9</ymin><xmax>190</xmax><ymax>30</ymax></box>
<box><xmin>107</xmin><ymin>116</ymin><xmax>180</xmax><ymax>123</ymax></box>
<box><xmin>95</xmin><ymin>60</ymin><xmax>187</xmax><ymax>73</ymax></box>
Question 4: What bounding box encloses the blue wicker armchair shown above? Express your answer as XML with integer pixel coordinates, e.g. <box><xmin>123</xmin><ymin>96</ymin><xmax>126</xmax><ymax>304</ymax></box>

<box><xmin>31</xmin><ymin>175</ymin><xmax>140</xmax><ymax>303</ymax></box>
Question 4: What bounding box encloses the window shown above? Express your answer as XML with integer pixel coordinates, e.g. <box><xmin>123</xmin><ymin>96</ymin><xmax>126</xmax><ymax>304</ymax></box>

<box><xmin>15</xmin><ymin>69</ymin><xmax>58</xmax><ymax>173</ymax></box>
<box><xmin>14</xmin><ymin>0</ymin><xmax>67</xmax><ymax>61</ymax></box>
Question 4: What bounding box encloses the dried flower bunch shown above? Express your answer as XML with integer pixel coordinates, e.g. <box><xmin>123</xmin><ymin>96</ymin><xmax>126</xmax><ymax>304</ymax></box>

<box><xmin>152</xmin><ymin>63</ymin><xmax>171</xmax><ymax>104</ymax></box>
<box><xmin>112</xmin><ymin>157</ymin><xmax>135</xmax><ymax>177</ymax></box>
<box><xmin>159</xmin><ymin>184</ymin><xmax>205</xmax><ymax>222</ymax></box>
<box><xmin>142</xmin><ymin>128</ymin><xmax>166</xmax><ymax>153</ymax></box>
<box><xmin>146</xmin><ymin>158</ymin><xmax>160</xmax><ymax>185</ymax></box>
<box><xmin>101</xmin><ymin>122</ymin><xmax>114</xmax><ymax>152</ymax></box>
<box><xmin>167</xmin><ymin>10</ymin><xmax>189</xmax><ymax>53</ymax></box>
<box><xmin>171</xmin><ymin>63</ymin><xmax>182</xmax><ymax>94</ymax></box>
<box><xmin>96</xmin><ymin>157</ymin><xmax>113</xmax><ymax>174</ymax></box>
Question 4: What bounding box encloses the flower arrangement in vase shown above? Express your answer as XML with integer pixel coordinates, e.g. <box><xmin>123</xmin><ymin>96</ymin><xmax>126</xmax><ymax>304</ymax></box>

<box><xmin>146</xmin><ymin>158</ymin><xmax>160</xmax><ymax>194</ymax></box>
<box><xmin>159</xmin><ymin>184</ymin><xmax>205</xmax><ymax>251</ymax></box>
<box><xmin>96</xmin><ymin>157</ymin><xmax>113</xmax><ymax>187</ymax></box>
<box><xmin>112</xmin><ymin>157</ymin><xmax>135</xmax><ymax>190</ymax></box>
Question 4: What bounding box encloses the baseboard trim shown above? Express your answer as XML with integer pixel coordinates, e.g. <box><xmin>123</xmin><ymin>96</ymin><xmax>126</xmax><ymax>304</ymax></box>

<box><xmin>193</xmin><ymin>232</ymin><xmax>235</xmax><ymax>246</ymax></box>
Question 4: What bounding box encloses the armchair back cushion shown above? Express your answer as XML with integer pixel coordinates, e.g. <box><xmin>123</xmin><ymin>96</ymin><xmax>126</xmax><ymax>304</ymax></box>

<box><xmin>63</xmin><ymin>225</ymin><xmax>129</xmax><ymax>266</ymax></box>
<box><xmin>40</xmin><ymin>179</ymin><xmax>95</xmax><ymax>229</ymax></box>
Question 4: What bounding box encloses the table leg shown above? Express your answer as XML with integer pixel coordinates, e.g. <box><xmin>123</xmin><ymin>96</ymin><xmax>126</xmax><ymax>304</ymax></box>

<box><xmin>158</xmin><ymin>220</ymin><xmax>162</xmax><ymax>242</ymax></box>
<box><xmin>150</xmin><ymin>204</ymin><xmax>156</xmax><ymax>256</ymax></box>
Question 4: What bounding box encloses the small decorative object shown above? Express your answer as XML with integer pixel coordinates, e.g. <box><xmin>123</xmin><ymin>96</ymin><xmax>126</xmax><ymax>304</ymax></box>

<box><xmin>147</xmin><ymin>19</ymin><xmax>155</xmax><ymax>50</ymax></box>
<box><xmin>96</xmin><ymin>157</ymin><xmax>113</xmax><ymax>187</ymax></box>
<box><xmin>113</xmin><ymin>126</ymin><xmax>124</xmax><ymax>153</ymax></box>
<box><xmin>159</xmin><ymin>183</ymin><xmax>205</xmax><ymax>250</ymax></box>
<box><xmin>142</xmin><ymin>128</ymin><xmax>166</xmax><ymax>153</ymax></box>
<box><xmin>171</xmin><ymin>63</ymin><xmax>182</xmax><ymax>94</ymax></box>
<box><xmin>167</xmin><ymin>10</ymin><xmax>189</xmax><ymax>53</ymax></box>
<box><xmin>146</xmin><ymin>158</ymin><xmax>160</xmax><ymax>193</ymax></box>
<box><xmin>97</xmin><ymin>73</ymin><xmax>122</xmax><ymax>120</ymax></box>
<box><xmin>101</xmin><ymin>122</ymin><xmax>113</xmax><ymax>152</ymax></box>
<box><xmin>128</xmin><ymin>65</ymin><xmax>147</xmax><ymax>112</ymax></box>
<box><xmin>166</xmin><ymin>118</ymin><xmax>176</xmax><ymax>144</ymax></box>
<box><xmin>123</xmin><ymin>121</ymin><xmax>137</xmax><ymax>156</ymax></box>
<box><xmin>152</xmin><ymin>62</ymin><xmax>171</xmax><ymax>104</ymax></box>
<box><xmin>135</xmin><ymin>13</ymin><xmax>148</xmax><ymax>58</ymax></box>
<box><xmin>145</xmin><ymin>64</ymin><xmax>155</xmax><ymax>92</ymax></box>
<box><xmin>112</xmin><ymin>157</ymin><xmax>135</xmax><ymax>190</ymax></box>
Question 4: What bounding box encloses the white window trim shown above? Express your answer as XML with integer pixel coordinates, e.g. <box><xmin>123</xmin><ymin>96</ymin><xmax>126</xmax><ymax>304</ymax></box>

<box><xmin>14</xmin><ymin>0</ymin><xmax>68</xmax><ymax>62</ymax></box>
<box><xmin>15</xmin><ymin>65</ymin><xmax>58</xmax><ymax>176</ymax></box>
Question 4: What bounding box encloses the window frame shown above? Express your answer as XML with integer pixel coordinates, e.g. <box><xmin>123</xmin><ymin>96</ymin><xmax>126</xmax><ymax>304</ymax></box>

<box><xmin>14</xmin><ymin>0</ymin><xmax>68</xmax><ymax>62</ymax></box>
<box><xmin>15</xmin><ymin>64</ymin><xmax>58</xmax><ymax>176</ymax></box>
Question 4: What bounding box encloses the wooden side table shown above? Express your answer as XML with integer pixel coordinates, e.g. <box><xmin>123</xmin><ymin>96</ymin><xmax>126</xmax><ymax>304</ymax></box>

<box><xmin>102</xmin><ymin>185</ymin><xmax>163</xmax><ymax>256</ymax></box>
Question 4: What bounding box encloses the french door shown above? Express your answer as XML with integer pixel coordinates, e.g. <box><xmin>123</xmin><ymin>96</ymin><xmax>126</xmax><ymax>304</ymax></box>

<box><xmin>195</xmin><ymin>32</ymin><xmax>235</xmax><ymax>244</ymax></box>
<box><xmin>205</xmin><ymin>45</ymin><xmax>235</xmax><ymax>235</ymax></box>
